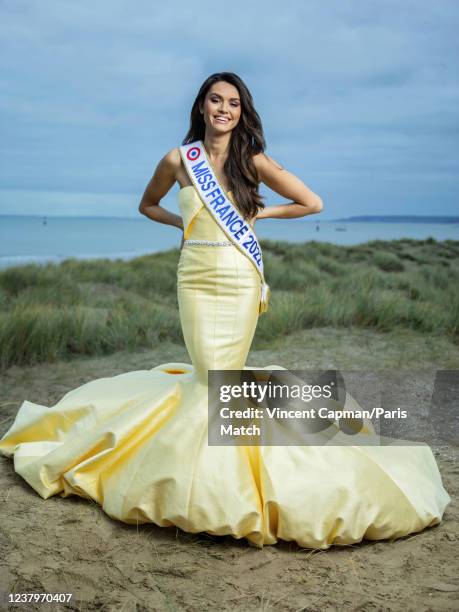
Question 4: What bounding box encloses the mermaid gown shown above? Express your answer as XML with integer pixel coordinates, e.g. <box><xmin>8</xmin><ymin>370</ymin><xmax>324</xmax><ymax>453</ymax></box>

<box><xmin>0</xmin><ymin>185</ymin><xmax>451</xmax><ymax>549</ymax></box>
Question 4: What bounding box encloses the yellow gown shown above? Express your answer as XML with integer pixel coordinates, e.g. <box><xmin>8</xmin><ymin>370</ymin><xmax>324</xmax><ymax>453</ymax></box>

<box><xmin>0</xmin><ymin>186</ymin><xmax>451</xmax><ymax>549</ymax></box>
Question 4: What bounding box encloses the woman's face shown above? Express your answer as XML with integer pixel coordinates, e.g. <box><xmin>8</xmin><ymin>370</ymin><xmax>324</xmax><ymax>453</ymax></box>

<box><xmin>200</xmin><ymin>81</ymin><xmax>242</xmax><ymax>135</ymax></box>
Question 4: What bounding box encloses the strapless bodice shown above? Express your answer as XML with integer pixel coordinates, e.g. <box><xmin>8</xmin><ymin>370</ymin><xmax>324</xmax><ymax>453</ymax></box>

<box><xmin>178</xmin><ymin>185</ymin><xmax>255</xmax><ymax>241</ymax></box>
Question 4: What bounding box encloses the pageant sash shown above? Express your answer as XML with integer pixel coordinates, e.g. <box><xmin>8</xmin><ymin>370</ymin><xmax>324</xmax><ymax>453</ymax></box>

<box><xmin>179</xmin><ymin>140</ymin><xmax>270</xmax><ymax>314</ymax></box>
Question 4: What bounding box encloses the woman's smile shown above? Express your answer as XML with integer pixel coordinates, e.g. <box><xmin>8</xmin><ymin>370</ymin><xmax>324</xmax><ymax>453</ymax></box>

<box><xmin>214</xmin><ymin>115</ymin><xmax>230</xmax><ymax>124</ymax></box>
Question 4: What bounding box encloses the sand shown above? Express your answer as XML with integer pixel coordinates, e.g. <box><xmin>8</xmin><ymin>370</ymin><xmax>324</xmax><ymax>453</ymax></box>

<box><xmin>1</xmin><ymin>328</ymin><xmax>458</xmax><ymax>611</ymax></box>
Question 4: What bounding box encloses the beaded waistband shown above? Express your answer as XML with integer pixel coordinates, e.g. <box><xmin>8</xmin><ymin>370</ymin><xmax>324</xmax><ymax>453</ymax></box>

<box><xmin>183</xmin><ymin>239</ymin><xmax>234</xmax><ymax>247</ymax></box>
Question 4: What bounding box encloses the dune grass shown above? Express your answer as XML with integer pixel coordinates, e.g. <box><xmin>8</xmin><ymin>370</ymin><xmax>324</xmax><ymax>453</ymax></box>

<box><xmin>0</xmin><ymin>237</ymin><xmax>458</xmax><ymax>369</ymax></box>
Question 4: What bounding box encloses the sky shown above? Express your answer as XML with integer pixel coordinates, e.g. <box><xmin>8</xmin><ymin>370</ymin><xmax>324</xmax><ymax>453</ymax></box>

<box><xmin>0</xmin><ymin>0</ymin><xmax>458</xmax><ymax>219</ymax></box>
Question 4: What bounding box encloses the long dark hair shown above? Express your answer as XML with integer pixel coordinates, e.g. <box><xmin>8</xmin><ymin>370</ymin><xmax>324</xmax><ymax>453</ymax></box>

<box><xmin>182</xmin><ymin>72</ymin><xmax>266</xmax><ymax>220</ymax></box>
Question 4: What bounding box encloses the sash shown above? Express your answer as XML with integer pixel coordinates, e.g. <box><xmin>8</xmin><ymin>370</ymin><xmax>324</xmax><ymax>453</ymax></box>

<box><xmin>179</xmin><ymin>140</ymin><xmax>270</xmax><ymax>314</ymax></box>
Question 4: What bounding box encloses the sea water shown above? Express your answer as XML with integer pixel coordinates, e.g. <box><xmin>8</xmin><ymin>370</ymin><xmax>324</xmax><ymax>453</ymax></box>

<box><xmin>1</xmin><ymin>215</ymin><xmax>458</xmax><ymax>270</ymax></box>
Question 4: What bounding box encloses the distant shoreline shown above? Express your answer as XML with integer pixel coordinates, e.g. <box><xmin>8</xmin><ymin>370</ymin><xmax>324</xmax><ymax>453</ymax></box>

<box><xmin>331</xmin><ymin>215</ymin><xmax>459</xmax><ymax>224</ymax></box>
<box><xmin>1</xmin><ymin>214</ymin><xmax>459</xmax><ymax>224</ymax></box>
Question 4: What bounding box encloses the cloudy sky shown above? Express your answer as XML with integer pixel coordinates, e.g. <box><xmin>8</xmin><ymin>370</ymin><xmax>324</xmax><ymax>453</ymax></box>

<box><xmin>1</xmin><ymin>0</ymin><xmax>457</xmax><ymax>219</ymax></box>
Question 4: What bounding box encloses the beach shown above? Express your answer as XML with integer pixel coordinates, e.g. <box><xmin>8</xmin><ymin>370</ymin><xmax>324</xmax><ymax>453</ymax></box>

<box><xmin>1</xmin><ymin>329</ymin><xmax>458</xmax><ymax>611</ymax></box>
<box><xmin>0</xmin><ymin>239</ymin><xmax>458</xmax><ymax>610</ymax></box>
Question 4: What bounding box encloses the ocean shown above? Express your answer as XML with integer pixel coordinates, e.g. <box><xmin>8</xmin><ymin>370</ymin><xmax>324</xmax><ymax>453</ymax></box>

<box><xmin>1</xmin><ymin>215</ymin><xmax>458</xmax><ymax>270</ymax></box>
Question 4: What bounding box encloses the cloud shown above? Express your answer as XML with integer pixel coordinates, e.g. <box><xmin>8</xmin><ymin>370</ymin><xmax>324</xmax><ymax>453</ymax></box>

<box><xmin>0</xmin><ymin>0</ymin><xmax>458</xmax><ymax>216</ymax></box>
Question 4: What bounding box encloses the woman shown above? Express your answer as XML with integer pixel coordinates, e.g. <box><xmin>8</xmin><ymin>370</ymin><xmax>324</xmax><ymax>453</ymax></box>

<box><xmin>0</xmin><ymin>72</ymin><xmax>450</xmax><ymax>549</ymax></box>
<box><xmin>139</xmin><ymin>72</ymin><xmax>323</xmax><ymax>387</ymax></box>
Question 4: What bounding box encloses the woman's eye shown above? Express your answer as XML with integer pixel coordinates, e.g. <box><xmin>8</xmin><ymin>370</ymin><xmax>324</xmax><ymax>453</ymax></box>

<box><xmin>209</xmin><ymin>98</ymin><xmax>239</xmax><ymax>108</ymax></box>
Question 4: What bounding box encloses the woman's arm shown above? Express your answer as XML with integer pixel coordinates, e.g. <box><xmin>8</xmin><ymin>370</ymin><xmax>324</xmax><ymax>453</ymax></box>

<box><xmin>253</xmin><ymin>153</ymin><xmax>323</xmax><ymax>220</ymax></box>
<box><xmin>139</xmin><ymin>148</ymin><xmax>184</xmax><ymax>231</ymax></box>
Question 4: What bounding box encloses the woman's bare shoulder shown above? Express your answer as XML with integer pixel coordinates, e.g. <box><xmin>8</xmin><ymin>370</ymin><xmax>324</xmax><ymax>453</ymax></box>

<box><xmin>161</xmin><ymin>147</ymin><xmax>182</xmax><ymax>170</ymax></box>
<box><xmin>253</xmin><ymin>152</ymin><xmax>284</xmax><ymax>170</ymax></box>
<box><xmin>252</xmin><ymin>152</ymin><xmax>284</xmax><ymax>182</ymax></box>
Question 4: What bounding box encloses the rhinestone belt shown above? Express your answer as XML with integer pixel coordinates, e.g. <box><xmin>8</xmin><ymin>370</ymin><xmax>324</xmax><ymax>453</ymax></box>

<box><xmin>183</xmin><ymin>239</ymin><xmax>234</xmax><ymax>247</ymax></box>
